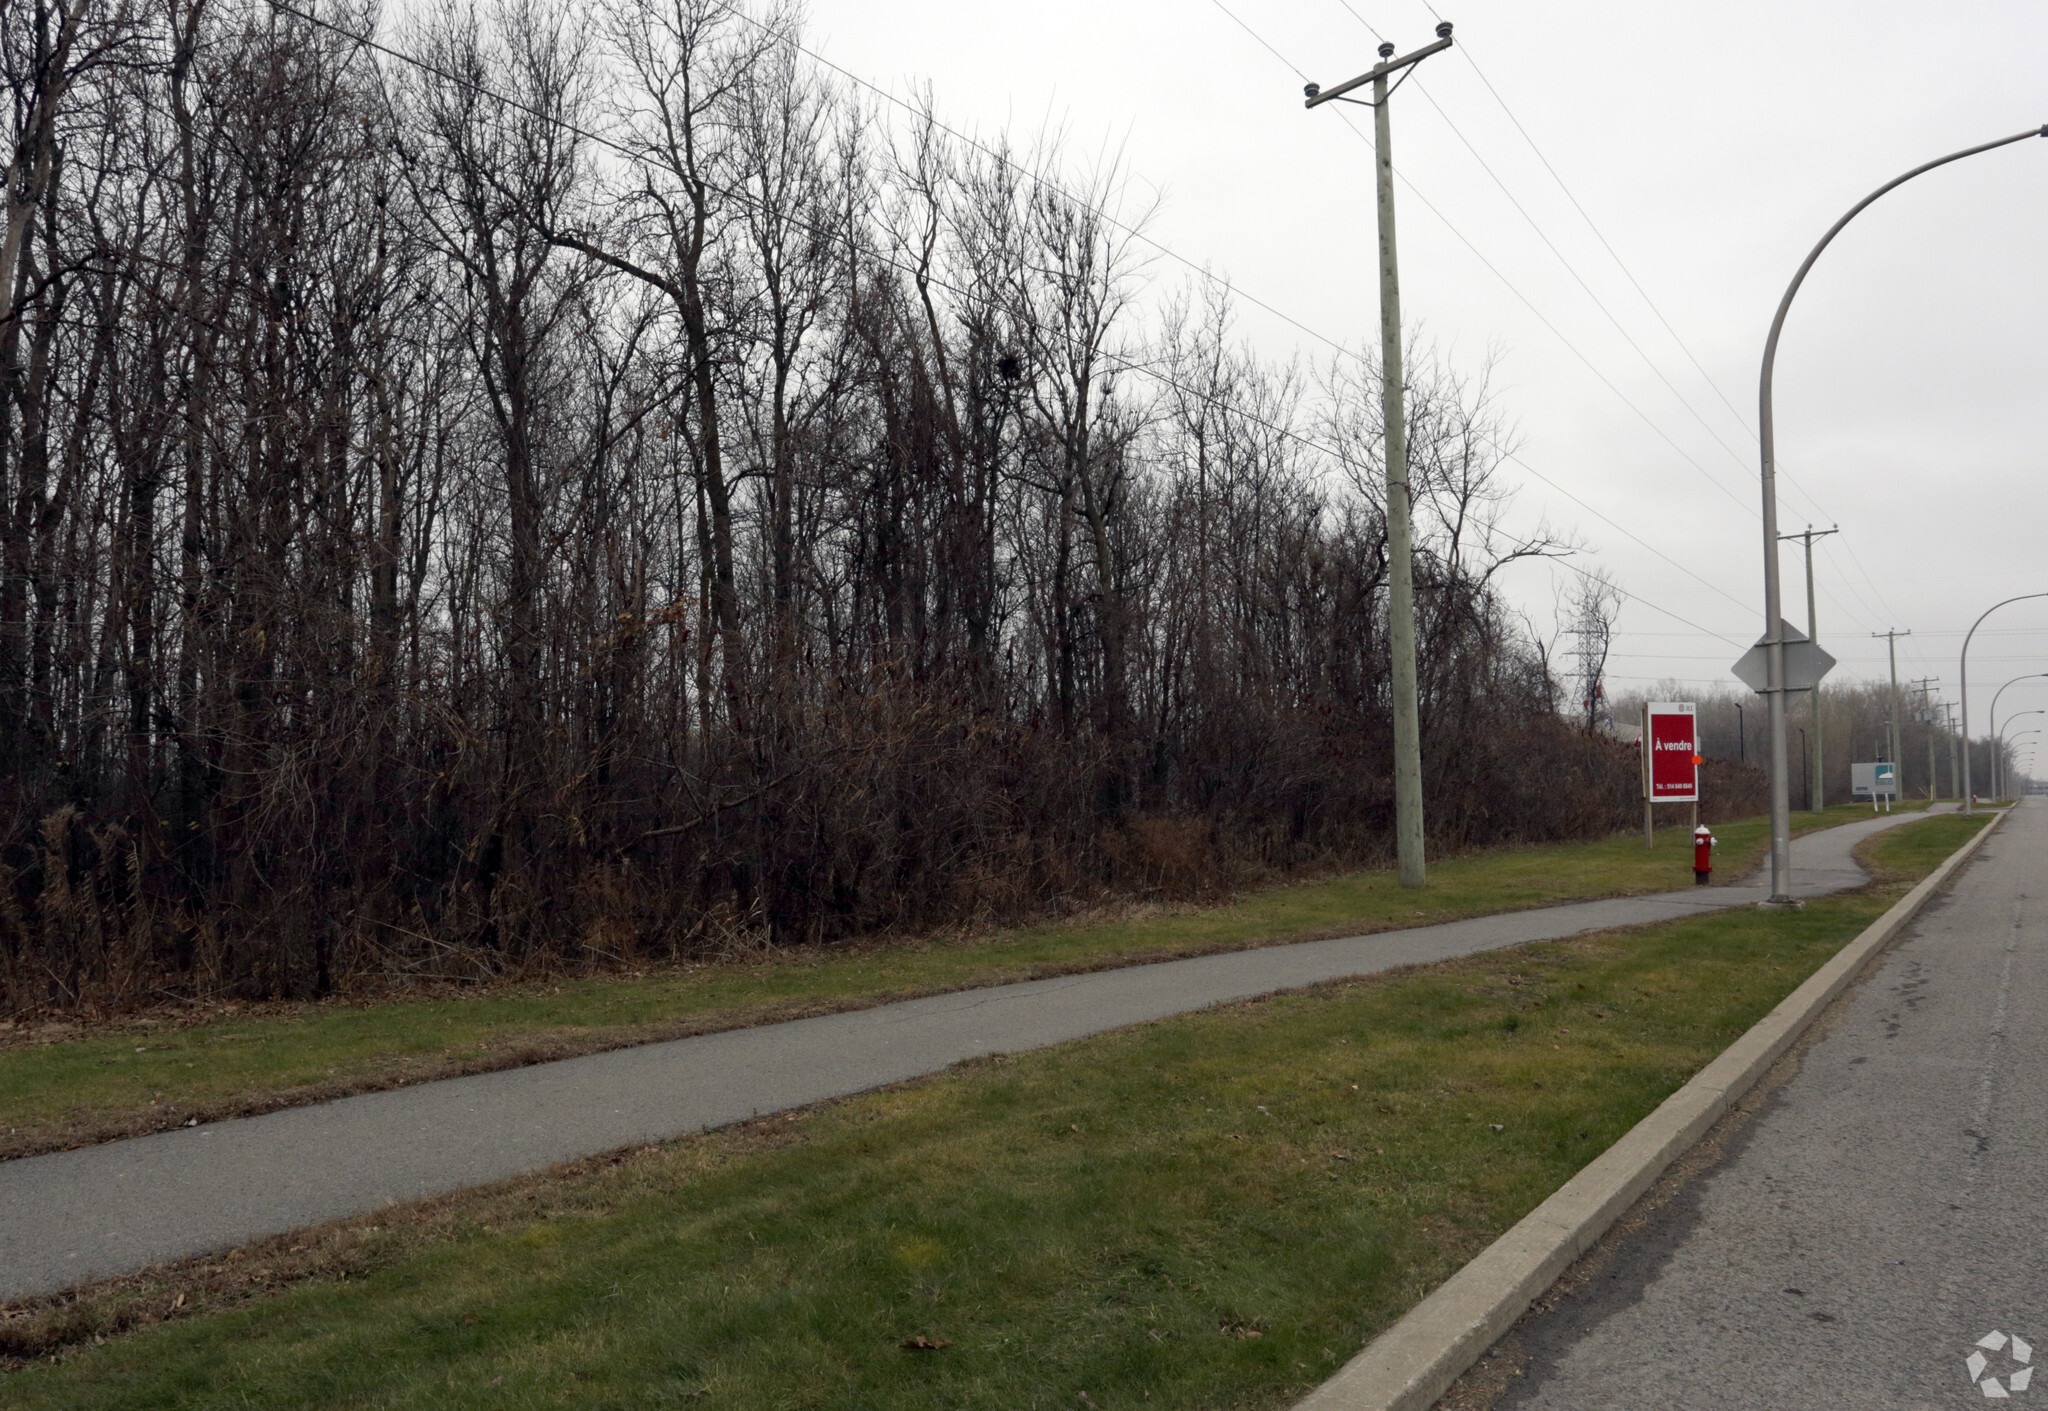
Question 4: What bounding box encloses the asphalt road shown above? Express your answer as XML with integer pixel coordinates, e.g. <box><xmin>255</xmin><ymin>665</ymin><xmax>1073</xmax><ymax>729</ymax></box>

<box><xmin>1498</xmin><ymin>799</ymin><xmax>2041</xmax><ymax>1410</ymax></box>
<box><xmin>0</xmin><ymin>808</ymin><xmax>1939</xmax><ymax>1303</ymax></box>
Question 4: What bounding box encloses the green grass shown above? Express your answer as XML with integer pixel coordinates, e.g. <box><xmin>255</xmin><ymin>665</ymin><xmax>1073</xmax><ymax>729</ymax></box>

<box><xmin>0</xmin><ymin>803</ymin><xmax>1916</xmax><ymax>1159</ymax></box>
<box><xmin>0</xmin><ymin>811</ymin><xmax>1987</xmax><ymax>1409</ymax></box>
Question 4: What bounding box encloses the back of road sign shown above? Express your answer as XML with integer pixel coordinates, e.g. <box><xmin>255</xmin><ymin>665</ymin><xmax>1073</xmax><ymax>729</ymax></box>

<box><xmin>1730</xmin><ymin>619</ymin><xmax>1837</xmax><ymax>696</ymax></box>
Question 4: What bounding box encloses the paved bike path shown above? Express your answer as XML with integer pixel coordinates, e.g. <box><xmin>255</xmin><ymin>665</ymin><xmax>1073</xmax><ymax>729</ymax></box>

<box><xmin>1493</xmin><ymin>798</ymin><xmax>2035</xmax><ymax>1409</ymax></box>
<box><xmin>0</xmin><ymin>808</ymin><xmax>1944</xmax><ymax>1302</ymax></box>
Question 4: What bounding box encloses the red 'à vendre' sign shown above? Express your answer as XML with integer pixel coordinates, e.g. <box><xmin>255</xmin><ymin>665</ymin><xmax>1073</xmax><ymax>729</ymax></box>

<box><xmin>1643</xmin><ymin>702</ymin><xmax>1699</xmax><ymax>803</ymax></box>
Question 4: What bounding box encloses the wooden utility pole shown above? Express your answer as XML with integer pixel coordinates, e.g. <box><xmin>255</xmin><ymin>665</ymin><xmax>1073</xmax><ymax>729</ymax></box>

<box><xmin>1872</xmin><ymin>629</ymin><xmax>1911</xmax><ymax>798</ymax></box>
<box><xmin>1779</xmin><ymin>527</ymin><xmax>1837</xmax><ymax>809</ymax></box>
<box><xmin>1909</xmin><ymin>677</ymin><xmax>1939</xmax><ymax>798</ymax></box>
<box><xmin>1305</xmin><ymin>23</ymin><xmax>1455</xmax><ymax>888</ymax></box>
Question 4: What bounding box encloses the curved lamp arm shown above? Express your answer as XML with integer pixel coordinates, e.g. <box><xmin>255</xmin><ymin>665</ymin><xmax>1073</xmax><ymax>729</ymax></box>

<box><xmin>2000</xmin><ymin>712</ymin><xmax>2046</xmax><ymax>740</ymax></box>
<box><xmin>1962</xmin><ymin>594</ymin><xmax>2048</xmax><ymax>812</ymax></box>
<box><xmin>1994</xmin><ymin>710</ymin><xmax>2047</xmax><ymax>800</ymax></box>
<box><xmin>1755</xmin><ymin>124</ymin><xmax>2048</xmax><ymax>896</ymax></box>
<box><xmin>1989</xmin><ymin>672</ymin><xmax>2048</xmax><ymax>740</ymax></box>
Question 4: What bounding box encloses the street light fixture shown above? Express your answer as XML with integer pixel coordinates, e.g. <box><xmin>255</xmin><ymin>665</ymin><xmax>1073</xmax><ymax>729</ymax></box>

<box><xmin>1757</xmin><ymin>125</ymin><xmax>2048</xmax><ymax>899</ymax></box>
<box><xmin>1996</xmin><ymin>713</ymin><xmax>2044</xmax><ymax>801</ymax></box>
<box><xmin>1963</xmin><ymin>594</ymin><xmax>2048</xmax><ymax>813</ymax></box>
<box><xmin>2001</xmin><ymin>729</ymin><xmax>2040</xmax><ymax>798</ymax></box>
<box><xmin>1988</xmin><ymin>672</ymin><xmax>2048</xmax><ymax>800</ymax></box>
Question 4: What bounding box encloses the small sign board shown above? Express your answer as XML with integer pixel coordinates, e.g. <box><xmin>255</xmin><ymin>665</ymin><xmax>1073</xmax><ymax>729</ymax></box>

<box><xmin>1851</xmin><ymin>762</ymin><xmax>1899</xmax><ymax>801</ymax></box>
<box><xmin>1643</xmin><ymin>702</ymin><xmax>1699</xmax><ymax>803</ymax></box>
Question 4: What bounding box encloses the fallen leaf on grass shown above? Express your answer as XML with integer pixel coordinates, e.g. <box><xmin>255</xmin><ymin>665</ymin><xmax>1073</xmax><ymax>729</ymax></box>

<box><xmin>900</xmin><ymin>1335</ymin><xmax>952</xmax><ymax>1351</ymax></box>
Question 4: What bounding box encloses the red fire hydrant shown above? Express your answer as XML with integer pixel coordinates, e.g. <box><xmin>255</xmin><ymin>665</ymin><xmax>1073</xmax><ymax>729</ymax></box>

<box><xmin>1693</xmin><ymin>825</ymin><xmax>1715</xmax><ymax>886</ymax></box>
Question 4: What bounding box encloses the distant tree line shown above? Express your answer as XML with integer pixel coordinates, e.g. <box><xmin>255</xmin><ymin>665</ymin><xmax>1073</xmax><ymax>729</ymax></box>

<box><xmin>4</xmin><ymin>0</ymin><xmax>1715</xmax><ymax>1013</ymax></box>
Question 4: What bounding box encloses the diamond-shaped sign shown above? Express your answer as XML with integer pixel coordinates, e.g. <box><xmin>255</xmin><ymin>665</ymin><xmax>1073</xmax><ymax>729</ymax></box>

<box><xmin>1731</xmin><ymin>619</ymin><xmax>1837</xmax><ymax>696</ymax></box>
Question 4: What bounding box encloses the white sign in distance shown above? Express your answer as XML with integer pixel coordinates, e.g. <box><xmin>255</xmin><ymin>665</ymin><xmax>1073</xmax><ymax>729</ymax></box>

<box><xmin>1730</xmin><ymin>618</ymin><xmax>1837</xmax><ymax>697</ymax></box>
<box><xmin>1851</xmin><ymin>762</ymin><xmax>1899</xmax><ymax>800</ymax></box>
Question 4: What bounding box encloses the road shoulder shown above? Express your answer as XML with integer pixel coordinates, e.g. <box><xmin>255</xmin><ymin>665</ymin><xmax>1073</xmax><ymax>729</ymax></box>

<box><xmin>1292</xmin><ymin>807</ymin><xmax>2003</xmax><ymax>1411</ymax></box>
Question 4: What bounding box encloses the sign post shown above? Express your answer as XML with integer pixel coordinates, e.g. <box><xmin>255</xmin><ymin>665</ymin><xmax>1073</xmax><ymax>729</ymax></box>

<box><xmin>1642</xmin><ymin>702</ymin><xmax>1700</xmax><ymax>849</ymax></box>
<box><xmin>1851</xmin><ymin>761</ymin><xmax>1899</xmax><ymax>812</ymax></box>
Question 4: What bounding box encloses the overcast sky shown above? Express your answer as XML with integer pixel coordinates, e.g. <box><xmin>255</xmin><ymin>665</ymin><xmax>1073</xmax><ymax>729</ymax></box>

<box><xmin>794</xmin><ymin>0</ymin><xmax>2048</xmax><ymax>743</ymax></box>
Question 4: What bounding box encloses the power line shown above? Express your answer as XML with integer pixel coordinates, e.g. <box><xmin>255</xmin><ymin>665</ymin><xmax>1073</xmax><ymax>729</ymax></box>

<box><xmin>1271</xmin><ymin>0</ymin><xmax>1889</xmax><ymax>583</ymax></box>
<box><xmin>1205</xmin><ymin>1</ymin><xmax>1758</xmax><ymax>648</ymax></box>
<box><xmin>779</xmin><ymin>0</ymin><xmax>1771</xmax><ymax>632</ymax></box>
<box><xmin>695</xmin><ymin>0</ymin><xmax>1386</xmax><ymax>404</ymax></box>
<box><xmin>271</xmin><ymin>0</ymin><xmax>1748</xmax><ymax>661</ymax></box>
<box><xmin>1489</xmin><ymin>444</ymin><xmax>1753</xmax><ymax>616</ymax></box>
<box><xmin>1824</xmin><ymin>534</ymin><xmax>1910</xmax><ymax>633</ymax></box>
<box><xmin>1383</xmin><ymin>0</ymin><xmax>1854</xmax><ymax>535</ymax></box>
<box><xmin>1208</xmin><ymin>3</ymin><xmax>1755</xmax><ymax>646</ymax></box>
<box><xmin>1584</xmin><ymin>578</ymin><xmax>1743</xmax><ymax>649</ymax></box>
<box><xmin>1222</xmin><ymin>4</ymin><xmax>1759</xmax><ymax>522</ymax></box>
<box><xmin>1331</xmin><ymin>3</ymin><xmax>1774</xmax><ymax>513</ymax></box>
<box><xmin>1404</xmin><ymin>0</ymin><xmax>1755</xmax><ymax>432</ymax></box>
<box><xmin>267</xmin><ymin>0</ymin><xmax>1378</xmax><ymax>475</ymax></box>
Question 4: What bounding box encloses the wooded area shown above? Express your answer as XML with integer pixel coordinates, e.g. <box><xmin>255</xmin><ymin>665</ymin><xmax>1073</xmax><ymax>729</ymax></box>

<box><xmin>0</xmin><ymin>0</ymin><xmax>1746</xmax><ymax>1014</ymax></box>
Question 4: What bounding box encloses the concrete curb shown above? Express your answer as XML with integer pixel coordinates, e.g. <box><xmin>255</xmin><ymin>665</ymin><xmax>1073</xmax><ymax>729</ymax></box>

<box><xmin>1293</xmin><ymin>809</ymin><xmax>2010</xmax><ymax>1411</ymax></box>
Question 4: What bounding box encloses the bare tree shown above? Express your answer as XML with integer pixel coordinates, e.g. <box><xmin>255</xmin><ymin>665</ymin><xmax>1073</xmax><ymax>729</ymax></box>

<box><xmin>0</xmin><ymin>0</ymin><xmax>1690</xmax><ymax>1015</ymax></box>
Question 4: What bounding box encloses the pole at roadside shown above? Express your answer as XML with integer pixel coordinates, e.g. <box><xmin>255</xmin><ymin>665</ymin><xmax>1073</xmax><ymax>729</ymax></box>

<box><xmin>1998</xmin><ymin>714</ymin><xmax>2044</xmax><ymax>802</ymax></box>
<box><xmin>1987</xmin><ymin>673</ymin><xmax>2048</xmax><ymax>802</ymax></box>
<box><xmin>1872</xmin><ymin>629</ymin><xmax>1911</xmax><ymax>795</ymax></box>
<box><xmin>1641</xmin><ymin>702</ymin><xmax>1654</xmax><ymax>850</ymax></box>
<box><xmin>1304</xmin><ymin>23</ymin><xmax>1455</xmax><ymax>888</ymax></box>
<box><xmin>1946</xmin><ymin>702</ymin><xmax>1962</xmax><ymax>803</ymax></box>
<box><xmin>1755</xmin><ymin>126</ymin><xmax>2048</xmax><ymax>896</ymax></box>
<box><xmin>2002</xmin><ymin>728</ymin><xmax>2042</xmax><ymax>802</ymax></box>
<box><xmin>1782</xmin><ymin>527</ymin><xmax>1838</xmax><ymax>808</ymax></box>
<box><xmin>1909</xmin><ymin>677</ymin><xmax>1938</xmax><ymax>799</ymax></box>
<box><xmin>1962</xmin><ymin>593</ymin><xmax>2048</xmax><ymax>814</ymax></box>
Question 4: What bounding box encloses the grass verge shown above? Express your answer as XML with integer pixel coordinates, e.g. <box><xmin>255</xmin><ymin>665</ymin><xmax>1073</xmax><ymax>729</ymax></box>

<box><xmin>0</xmin><ymin>810</ymin><xmax>1987</xmax><ymax>1409</ymax></box>
<box><xmin>0</xmin><ymin>803</ymin><xmax>1910</xmax><ymax>1161</ymax></box>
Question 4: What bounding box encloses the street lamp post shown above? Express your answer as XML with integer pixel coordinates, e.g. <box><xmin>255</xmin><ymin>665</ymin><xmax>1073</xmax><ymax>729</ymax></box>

<box><xmin>1757</xmin><ymin>125</ymin><xmax>2048</xmax><ymax>899</ymax></box>
<box><xmin>2001</xmin><ymin>729</ymin><xmax>2041</xmax><ymax>802</ymax></box>
<box><xmin>1996</xmin><ymin>713</ymin><xmax>2044</xmax><ymax>801</ymax></box>
<box><xmin>1963</xmin><ymin>594</ymin><xmax>2048</xmax><ymax>814</ymax></box>
<box><xmin>1988</xmin><ymin>673</ymin><xmax>2048</xmax><ymax>800</ymax></box>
